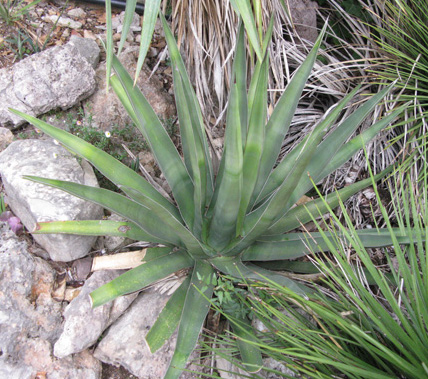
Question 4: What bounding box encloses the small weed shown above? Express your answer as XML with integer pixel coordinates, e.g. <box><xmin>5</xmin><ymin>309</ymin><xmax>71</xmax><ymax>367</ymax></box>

<box><xmin>5</xmin><ymin>30</ymin><xmax>37</xmax><ymax>61</ymax></box>
<box><xmin>0</xmin><ymin>193</ymin><xmax>6</xmax><ymax>214</ymax></box>
<box><xmin>15</xmin><ymin>129</ymin><xmax>37</xmax><ymax>140</ymax></box>
<box><xmin>0</xmin><ymin>0</ymin><xmax>41</xmax><ymax>26</ymax></box>
<box><xmin>200</xmin><ymin>273</ymin><xmax>252</xmax><ymax>320</ymax></box>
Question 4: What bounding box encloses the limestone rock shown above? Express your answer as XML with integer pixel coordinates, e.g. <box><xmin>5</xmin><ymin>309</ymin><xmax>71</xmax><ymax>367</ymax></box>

<box><xmin>0</xmin><ymin>222</ymin><xmax>101</xmax><ymax>378</ymax></box>
<box><xmin>94</xmin><ymin>289</ymin><xmax>199</xmax><ymax>378</ymax></box>
<box><xmin>69</xmin><ymin>36</ymin><xmax>101</xmax><ymax>69</ymax></box>
<box><xmin>43</xmin><ymin>15</ymin><xmax>83</xmax><ymax>29</ymax></box>
<box><xmin>54</xmin><ymin>270</ymin><xmax>138</xmax><ymax>358</ymax></box>
<box><xmin>85</xmin><ymin>47</ymin><xmax>175</xmax><ymax>131</ymax></box>
<box><xmin>0</xmin><ymin>43</ymin><xmax>96</xmax><ymax>128</ymax></box>
<box><xmin>67</xmin><ymin>7</ymin><xmax>86</xmax><ymax>19</ymax></box>
<box><xmin>0</xmin><ymin>127</ymin><xmax>13</xmax><ymax>151</ymax></box>
<box><xmin>0</xmin><ymin>139</ymin><xmax>103</xmax><ymax>261</ymax></box>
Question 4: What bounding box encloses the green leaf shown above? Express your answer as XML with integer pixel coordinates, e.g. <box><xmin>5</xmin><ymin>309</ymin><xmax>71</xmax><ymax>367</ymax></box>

<box><xmin>117</xmin><ymin>0</ymin><xmax>137</xmax><ymax>56</ymax></box>
<box><xmin>284</xmin><ymin>93</ymin><xmax>405</xmax><ymax>210</ymax></box>
<box><xmin>265</xmin><ymin>168</ymin><xmax>392</xmax><ymax>235</ymax></box>
<box><xmin>254</xmin><ymin>85</ymin><xmax>361</xmax><ymax>205</ymax></box>
<box><xmin>229</xmin><ymin>315</ymin><xmax>263</xmax><ymax>373</ymax></box>
<box><xmin>236</xmin><ymin>53</ymin><xmax>268</xmax><ymax>234</ymax></box>
<box><xmin>90</xmin><ymin>249</ymin><xmax>194</xmax><ymax>307</ymax></box>
<box><xmin>33</xmin><ymin>220</ymin><xmax>153</xmax><ymax>241</ymax></box>
<box><xmin>208</xmin><ymin>83</ymin><xmax>244</xmax><ymax>251</ymax></box>
<box><xmin>135</xmin><ymin>0</ymin><xmax>161</xmax><ymax>82</ymax></box>
<box><xmin>247</xmin><ymin>17</ymin><xmax>274</xmax><ymax>111</ymax></box>
<box><xmin>229</xmin><ymin>0</ymin><xmax>263</xmax><ymax>61</ymax></box>
<box><xmin>9</xmin><ymin>109</ymin><xmax>180</xmax><ymax>220</ymax></box>
<box><xmin>242</xmin><ymin>228</ymin><xmax>420</xmax><ymax>261</ymax></box>
<box><xmin>146</xmin><ymin>274</ymin><xmax>192</xmax><ymax>353</ymax></box>
<box><xmin>315</xmin><ymin>105</ymin><xmax>407</xmax><ymax>182</ymax></box>
<box><xmin>251</xmin><ymin>22</ymin><xmax>327</xmax><ymax>202</ymax></box>
<box><xmin>164</xmin><ymin>261</ymin><xmax>215</xmax><ymax>379</ymax></box>
<box><xmin>24</xmin><ymin>175</ymin><xmax>182</xmax><ymax>247</ymax></box>
<box><xmin>121</xmin><ymin>186</ymin><xmax>208</xmax><ymax>259</ymax></box>
<box><xmin>161</xmin><ymin>13</ymin><xmax>214</xmax><ymax>204</ymax></box>
<box><xmin>233</xmin><ymin>20</ymin><xmax>249</xmax><ymax>146</ymax></box>
<box><xmin>228</xmin><ymin>80</ymin><xmax>334</xmax><ymax>254</ymax></box>
<box><xmin>111</xmin><ymin>55</ymin><xmax>196</xmax><ymax>230</ymax></box>
<box><xmin>173</xmin><ymin>71</ymin><xmax>206</xmax><ymax>238</ymax></box>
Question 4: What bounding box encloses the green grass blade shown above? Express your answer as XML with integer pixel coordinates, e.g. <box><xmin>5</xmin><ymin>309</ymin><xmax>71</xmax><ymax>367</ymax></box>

<box><xmin>111</xmin><ymin>55</ymin><xmax>196</xmax><ymax>230</ymax></box>
<box><xmin>146</xmin><ymin>274</ymin><xmax>191</xmax><ymax>353</ymax></box>
<box><xmin>110</xmin><ymin>75</ymin><xmax>139</xmax><ymax>124</ymax></box>
<box><xmin>24</xmin><ymin>175</ymin><xmax>182</xmax><ymax>246</ymax></box>
<box><xmin>229</xmin><ymin>0</ymin><xmax>263</xmax><ymax>61</ymax></box>
<box><xmin>236</xmin><ymin>53</ymin><xmax>269</xmax><ymax>234</ymax></box>
<box><xmin>135</xmin><ymin>0</ymin><xmax>161</xmax><ymax>82</ymax></box>
<box><xmin>16</xmin><ymin>0</ymin><xmax>42</xmax><ymax>15</ymax></box>
<box><xmin>164</xmin><ymin>261</ymin><xmax>215</xmax><ymax>379</ymax></box>
<box><xmin>208</xmin><ymin>84</ymin><xmax>243</xmax><ymax>251</ymax></box>
<box><xmin>90</xmin><ymin>249</ymin><xmax>194</xmax><ymax>307</ymax></box>
<box><xmin>229</xmin><ymin>315</ymin><xmax>263</xmax><ymax>373</ymax></box>
<box><xmin>33</xmin><ymin>220</ymin><xmax>153</xmax><ymax>241</ymax></box>
<box><xmin>9</xmin><ymin>109</ymin><xmax>180</xmax><ymax>220</ymax></box>
<box><xmin>251</xmin><ymin>22</ymin><xmax>327</xmax><ymax>199</ymax></box>
<box><xmin>105</xmin><ymin>0</ymin><xmax>113</xmax><ymax>89</ymax></box>
<box><xmin>117</xmin><ymin>0</ymin><xmax>137</xmax><ymax>56</ymax></box>
<box><xmin>265</xmin><ymin>168</ymin><xmax>392</xmax><ymax>235</ymax></box>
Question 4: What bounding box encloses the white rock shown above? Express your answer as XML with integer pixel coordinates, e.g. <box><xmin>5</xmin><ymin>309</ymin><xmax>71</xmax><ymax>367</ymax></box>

<box><xmin>94</xmin><ymin>289</ymin><xmax>199</xmax><ymax>378</ymax></box>
<box><xmin>43</xmin><ymin>15</ymin><xmax>83</xmax><ymax>30</ymax></box>
<box><xmin>67</xmin><ymin>8</ymin><xmax>86</xmax><ymax>19</ymax></box>
<box><xmin>54</xmin><ymin>270</ymin><xmax>138</xmax><ymax>358</ymax></box>
<box><xmin>0</xmin><ymin>223</ymin><xmax>101</xmax><ymax>378</ymax></box>
<box><xmin>0</xmin><ymin>42</ymin><xmax>96</xmax><ymax>128</ymax></box>
<box><xmin>0</xmin><ymin>139</ymin><xmax>103</xmax><ymax>261</ymax></box>
<box><xmin>68</xmin><ymin>36</ymin><xmax>100</xmax><ymax>68</ymax></box>
<box><xmin>0</xmin><ymin>127</ymin><xmax>13</xmax><ymax>151</ymax></box>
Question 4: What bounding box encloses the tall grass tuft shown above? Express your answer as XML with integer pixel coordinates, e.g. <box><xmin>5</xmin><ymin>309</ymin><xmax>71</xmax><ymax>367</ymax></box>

<box><xmin>201</xmin><ymin>151</ymin><xmax>428</xmax><ymax>378</ymax></box>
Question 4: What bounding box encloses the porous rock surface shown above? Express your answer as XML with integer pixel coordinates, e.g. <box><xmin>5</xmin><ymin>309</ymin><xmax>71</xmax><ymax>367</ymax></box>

<box><xmin>0</xmin><ymin>222</ymin><xmax>101</xmax><ymax>379</ymax></box>
<box><xmin>0</xmin><ymin>41</ymin><xmax>96</xmax><ymax>128</ymax></box>
<box><xmin>54</xmin><ymin>270</ymin><xmax>138</xmax><ymax>358</ymax></box>
<box><xmin>68</xmin><ymin>35</ymin><xmax>101</xmax><ymax>69</ymax></box>
<box><xmin>94</xmin><ymin>289</ymin><xmax>199</xmax><ymax>378</ymax></box>
<box><xmin>0</xmin><ymin>139</ymin><xmax>103</xmax><ymax>261</ymax></box>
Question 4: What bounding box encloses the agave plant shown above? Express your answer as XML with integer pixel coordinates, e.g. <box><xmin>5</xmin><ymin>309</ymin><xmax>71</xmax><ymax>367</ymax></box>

<box><xmin>10</xmin><ymin>13</ymin><xmax>409</xmax><ymax>378</ymax></box>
